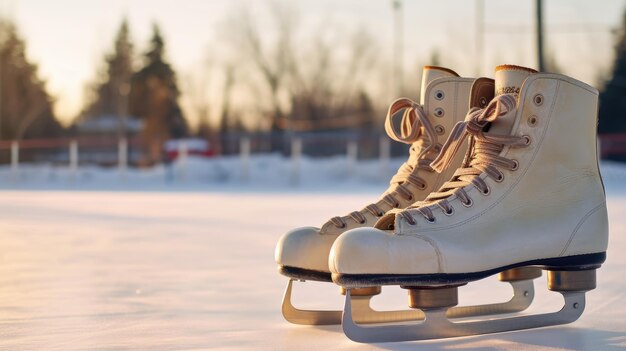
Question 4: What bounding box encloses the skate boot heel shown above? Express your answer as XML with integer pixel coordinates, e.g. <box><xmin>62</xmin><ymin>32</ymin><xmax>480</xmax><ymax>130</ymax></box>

<box><xmin>547</xmin><ymin>269</ymin><xmax>596</xmax><ymax>292</ymax></box>
<box><xmin>340</xmin><ymin>286</ymin><xmax>381</xmax><ymax>296</ymax></box>
<box><xmin>498</xmin><ymin>267</ymin><xmax>542</xmax><ymax>282</ymax></box>
<box><xmin>404</xmin><ymin>286</ymin><xmax>459</xmax><ymax>309</ymax></box>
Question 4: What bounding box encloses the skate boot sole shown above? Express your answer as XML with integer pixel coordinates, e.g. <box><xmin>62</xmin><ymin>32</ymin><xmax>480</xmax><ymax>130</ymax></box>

<box><xmin>333</xmin><ymin>252</ymin><xmax>605</xmax><ymax>288</ymax></box>
<box><xmin>279</xmin><ymin>265</ymin><xmax>332</xmax><ymax>282</ymax></box>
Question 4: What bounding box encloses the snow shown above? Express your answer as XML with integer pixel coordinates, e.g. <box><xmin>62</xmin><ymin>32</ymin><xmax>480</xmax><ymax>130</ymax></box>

<box><xmin>0</xmin><ymin>156</ymin><xmax>624</xmax><ymax>350</ymax></box>
<box><xmin>0</xmin><ymin>154</ymin><xmax>400</xmax><ymax>193</ymax></box>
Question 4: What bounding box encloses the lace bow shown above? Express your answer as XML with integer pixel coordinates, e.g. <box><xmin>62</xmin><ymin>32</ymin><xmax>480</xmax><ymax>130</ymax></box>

<box><xmin>430</xmin><ymin>94</ymin><xmax>518</xmax><ymax>173</ymax></box>
<box><xmin>384</xmin><ymin>98</ymin><xmax>437</xmax><ymax>155</ymax></box>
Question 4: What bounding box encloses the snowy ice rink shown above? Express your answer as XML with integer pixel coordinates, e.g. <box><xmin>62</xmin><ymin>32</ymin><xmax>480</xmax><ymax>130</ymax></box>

<box><xmin>0</xmin><ymin>160</ymin><xmax>625</xmax><ymax>350</ymax></box>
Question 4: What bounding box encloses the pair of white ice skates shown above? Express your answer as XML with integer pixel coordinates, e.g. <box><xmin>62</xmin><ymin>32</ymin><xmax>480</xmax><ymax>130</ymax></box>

<box><xmin>275</xmin><ymin>64</ymin><xmax>609</xmax><ymax>343</ymax></box>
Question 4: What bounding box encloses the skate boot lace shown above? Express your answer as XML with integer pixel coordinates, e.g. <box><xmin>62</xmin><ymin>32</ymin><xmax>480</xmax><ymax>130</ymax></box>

<box><xmin>399</xmin><ymin>94</ymin><xmax>529</xmax><ymax>224</ymax></box>
<box><xmin>329</xmin><ymin>98</ymin><xmax>440</xmax><ymax>228</ymax></box>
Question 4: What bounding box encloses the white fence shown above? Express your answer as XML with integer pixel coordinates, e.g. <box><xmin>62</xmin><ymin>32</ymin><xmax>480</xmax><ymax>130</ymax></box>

<box><xmin>1</xmin><ymin>136</ymin><xmax>394</xmax><ymax>185</ymax></box>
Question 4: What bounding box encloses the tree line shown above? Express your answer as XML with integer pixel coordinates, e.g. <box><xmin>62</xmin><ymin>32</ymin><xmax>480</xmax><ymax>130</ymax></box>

<box><xmin>2</xmin><ymin>3</ymin><xmax>626</xmax><ymax>162</ymax></box>
<box><xmin>0</xmin><ymin>4</ymin><xmax>386</xmax><ymax>162</ymax></box>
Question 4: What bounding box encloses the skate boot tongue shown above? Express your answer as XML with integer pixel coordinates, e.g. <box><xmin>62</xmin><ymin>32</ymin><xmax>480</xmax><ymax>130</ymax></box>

<box><xmin>488</xmin><ymin>65</ymin><xmax>538</xmax><ymax>135</ymax></box>
<box><xmin>420</xmin><ymin>66</ymin><xmax>459</xmax><ymax>104</ymax></box>
<box><xmin>429</xmin><ymin>66</ymin><xmax>535</xmax><ymax>174</ymax></box>
<box><xmin>495</xmin><ymin>65</ymin><xmax>537</xmax><ymax>96</ymax></box>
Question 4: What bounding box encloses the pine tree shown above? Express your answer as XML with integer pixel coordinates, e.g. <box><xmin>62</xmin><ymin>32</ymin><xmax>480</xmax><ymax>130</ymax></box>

<box><xmin>130</xmin><ymin>24</ymin><xmax>188</xmax><ymax>163</ymax></box>
<box><xmin>0</xmin><ymin>19</ymin><xmax>61</xmax><ymax>141</ymax></box>
<box><xmin>599</xmin><ymin>7</ymin><xmax>626</xmax><ymax>135</ymax></box>
<box><xmin>79</xmin><ymin>20</ymin><xmax>134</xmax><ymax>137</ymax></box>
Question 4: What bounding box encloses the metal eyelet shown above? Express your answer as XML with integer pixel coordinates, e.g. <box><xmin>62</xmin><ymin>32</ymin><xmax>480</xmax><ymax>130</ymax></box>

<box><xmin>434</xmin><ymin>90</ymin><xmax>445</xmax><ymax>100</ymax></box>
<box><xmin>435</xmin><ymin>125</ymin><xmax>445</xmax><ymax>135</ymax></box>
<box><xmin>481</xmin><ymin>186</ymin><xmax>491</xmax><ymax>196</ymax></box>
<box><xmin>358</xmin><ymin>219</ymin><xmax>366</xmax><ymax>224</ymax></box>
<box><xmin>407</xmin><ymin>195</ymin><xmax>414</xmax><ymax>201</ymax></box>
<box><xmin>434</xmin><ymin>108</ymin><xmax>445</xmax><ymax>117</ymax></box>
<box><xmin>510</xmin><ymin>160</ymin><xmax>519</xmax><ymax>171</ymax></box>
<box><xmin>377</xmin><ymin>212</ymin><xmax>385</xmax><ymax>217</ymax></box>
<box><xmin>528</xmin><ymin>115</ymin><xmax>538</xmax><ymax>127</ymax></box>
<box><xmin>338</xmin><ymin>223</ymin><xmax>346</xmax><ymax>229</ymax></box>
<box><xmin>426</xmin><ymin>216</ymin><xmax>436</xmax><ymax>223</ymax></box>
<box><xmin>533</xmin><ymin>94</ymin><xmax>544</xmax><ymax>106</ymax></box>
<box><xmin>522</xmin><ymin>135</ymin><xmax>531</xmax><ymax>146</ymax></box>
<box><xmin>461</xmin><ymin>198</ymin><xmax>473</xmax><ymax>208</ymax></box>
<box><xmin>418</xmin><ymin>183</ymin><xmax>427</xmax><ymax>190</ymax></box>
<box><xmin>479</xmin><ymin>97</ymin><xmax>487</xmax><ymax>107</ymax></box>
<box><xmin>444</xmin><ymin>206</ymin><xmax>454</xmax><ymax>216</ymax></box>
<box><xmin>494</xmin><ymin>171</ymin><xmax>504</xmax><ymax>183</ymax></box>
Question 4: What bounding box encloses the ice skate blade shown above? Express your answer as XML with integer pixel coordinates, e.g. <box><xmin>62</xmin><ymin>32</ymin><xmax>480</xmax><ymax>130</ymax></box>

<box><xmin>282</xmin><ymin>279</ymin><xmax>342</xmax><ymax>325</ymax></box>
<box><xmin>281</xmin><ymin>279</ymin><xmax>535</xmax><ymax>325</ymax></box>
<box><xmin>341</xmin><ymin>289</ymin><xmax>586</xmax><ymax>343</ymax></box>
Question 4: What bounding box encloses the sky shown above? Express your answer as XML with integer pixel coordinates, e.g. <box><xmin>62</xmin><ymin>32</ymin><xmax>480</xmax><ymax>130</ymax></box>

<box><xmin>4</xmin><ymin>0</ymin><xmax>626</xmax><ymax>126</ymax></box>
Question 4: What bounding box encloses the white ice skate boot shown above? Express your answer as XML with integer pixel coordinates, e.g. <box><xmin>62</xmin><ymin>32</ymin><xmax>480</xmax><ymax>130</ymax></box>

<box><xmin>330</xmin><ymin>65</ymin><xmax>608</xmax><ymax>342</ymax></box>
<box><xmin>276</xmin><ymin>66</ymin><xmax>535</xmax><ymax>326</ymax></box>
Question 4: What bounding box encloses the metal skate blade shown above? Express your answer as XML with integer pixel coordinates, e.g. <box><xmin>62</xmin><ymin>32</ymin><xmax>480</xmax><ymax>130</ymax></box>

<box><xmin>342</xmin><ymin>289</ymin><xmax>586</xmax><ymax>343</ymax></box>
<box><xmin>282</xmin><ymin>279</ymin><xmax>342</xmax><ymax>325</ymax></box>
<box><xmin>282</xmin><ymin>279</ymin><xmax>535</xmax><ymax>325</ymax></box>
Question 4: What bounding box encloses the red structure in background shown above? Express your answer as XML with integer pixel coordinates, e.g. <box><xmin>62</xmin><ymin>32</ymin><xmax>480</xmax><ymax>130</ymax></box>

<box><xmin>599</xmin><ymin>134</ymin><xmax>626</xmax><ymax>160</ymax></box>
<box><xmin>164</xmin><ymin>139</ymin><xmax>215</xmax><ymax>160</ymax></box>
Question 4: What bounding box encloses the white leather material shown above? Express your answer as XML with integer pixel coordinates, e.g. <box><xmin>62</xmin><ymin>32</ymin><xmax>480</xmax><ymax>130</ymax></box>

<box><xmin>494</xmin><ymin>65</ymin><xmax>537</xmax><ymax>96</ymax></box>
<box><xmin>275</xmin><ymin>68</ymin><xmax>478</xmax><ymax>273</ymax></box>
<box><xmin>420</xmin><ymin>66</ymin><xmax>458</xmax><ymax>103</ymax></box>
<box><xmin>329</xmin><ymin>72</ymin><xmax>609</xmax><ymax>276</ymax></box>
<box><xmin>275</xmin><ymin>226</ymin><xmax>337</xmax><ymax>273</ymax></box>
<box><xmin>329</xmin><ymin>227</ymin><xmax>441</xmax><ymax>275</ymax></box>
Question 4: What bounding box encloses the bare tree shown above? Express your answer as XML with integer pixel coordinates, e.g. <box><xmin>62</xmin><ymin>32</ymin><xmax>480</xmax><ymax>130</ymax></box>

<box><xmin>221</xmin><ymin>2</ymin><xmax>381</xmax><ymax>134</ymax></box>
<box><xmin>222</xmin><ymin>2</ymin><xmax>298</xmax><ymax>131</ymax></box>
<box><xmin>182</xmin><ymin>57</ymin><xmax>213</xmax><ymax>136</ymax></box>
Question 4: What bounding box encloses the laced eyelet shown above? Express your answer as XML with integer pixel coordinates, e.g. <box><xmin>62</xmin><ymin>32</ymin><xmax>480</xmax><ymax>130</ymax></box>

<box><xmin>533</xmin><ymin>94</ymin><xmax>544</xmax><ymax>106</ymax></box>
<box><xmin>393</xmin><ymin>202</ymin><xmax>400</xmax><ymax>208</ymax></box>
<box><xmin>377</xmin><ymin>212</ymin><xmax>384</xmax><ymax>217</ymax></box>
<box><xmin>481</xmin><ymin>186</ymin><xmax>491</xmax><ymax>196</ymax></box>
<box><xmin>444</xmin><ymin>207</ymin><xmax>454</xmax><ymax>216</ymax></box>
<box><xmin>406</xmin><ymin>195</ymin><xmax>414</xmax><ymax>201</ymax></box>
<box><xmin>510</xmin><ymin>159</ymin><xmax>519</xmax><ymax>171</ymax></box>
<box><xmin>494</xmin><ymin>172</ymin><xmax>504</xmax><ymax>183</ymax></box>
<box><xmin>435</xmin><ymin>125</ymin><xmax>445</xmax><ymax>135</ymax></box>
<box><xmin>336</xmin><ymin>223</ymin><xmax>346</xmax><ymax>229</ymax></box>
<box><xmin>434</xmin><ymin>90</ymin><xmax>445</xmax><ymax>100</ymax></box>
<box><xmin>462</xmin><ymin>198</ymin><xmax>473</xmax><ymax>207</ymax></box>
<box><xmin>418</xmin><ymin>183</ymin><xmax>427</xmax><ymax>190</ymax></box>
<box><xmin>434</xmin><ymin>108</ymin><xmax>445</xmax><ymax>117</ymax></box>
<box><xmin>528</xmin><ymin>115</ymin><xmax>538</xmax><ymax>127</ymax></box>
<box><xmin>426</xmin><ymin>216</ymin><xmax>436</xmax><ymax>223</ymax></box>
<box><xmin>522</xmin><ymin>135</ymin><xmax>531</xmax><ymax>146</ymax></box>
<box><xmin>358</xmin><ymin>219</ymin><xmax>366</xmax><ymax>224</ymax></box>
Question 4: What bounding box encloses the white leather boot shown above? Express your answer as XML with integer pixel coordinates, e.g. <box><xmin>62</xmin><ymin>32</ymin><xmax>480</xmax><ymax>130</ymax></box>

<box><xmin>275</xmin><ymin>66</ymin><xmax>489</xmax><ymax>325</ymax></box>
<box><xmin>330</xmin><ymin>65</ymin><xmax>608</xmax><ymax>342</ymax></box>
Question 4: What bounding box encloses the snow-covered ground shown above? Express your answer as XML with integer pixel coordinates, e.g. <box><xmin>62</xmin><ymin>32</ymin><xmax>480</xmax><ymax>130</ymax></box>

<box><xmin>0</xmin><ymin>155</ymin><xmax>401</xmax><ymax>192</ymax></box>
<box><xmin>0</xmin><ymin>157</ymin><xmax>625</xmax><ymax>350</ymax></box>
